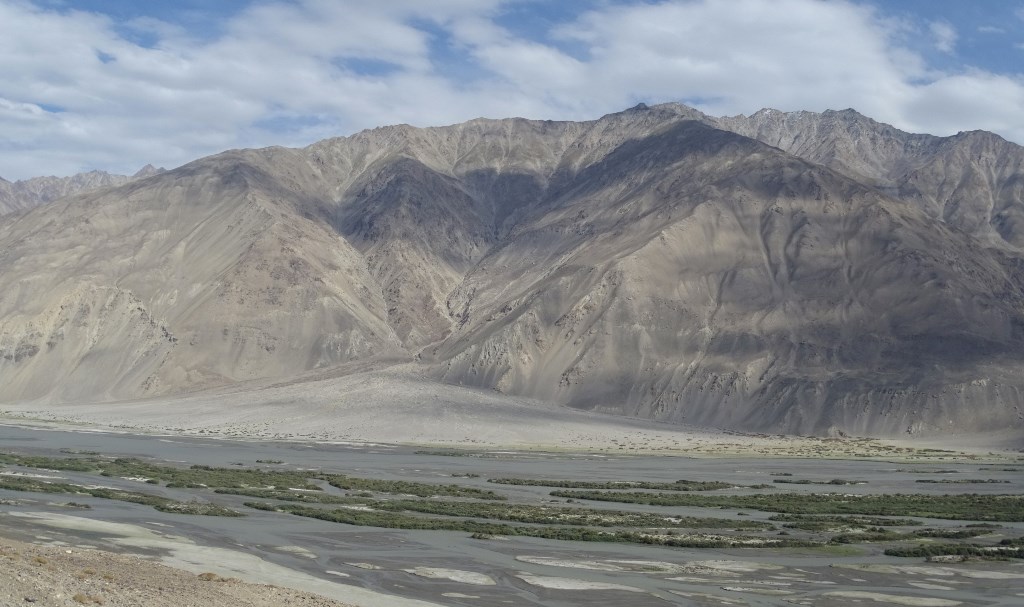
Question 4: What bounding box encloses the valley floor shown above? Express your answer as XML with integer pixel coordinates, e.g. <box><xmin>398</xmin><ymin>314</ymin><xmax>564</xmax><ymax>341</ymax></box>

<box><xmin>1</xmin><ymin>423</ymin><xmax>1023</xmax><ymax>607</ymax></box>
<box><xmin>1</xmin><ymin>367</ymin><xmax>1020</xmax><ymax>459</ymax></box>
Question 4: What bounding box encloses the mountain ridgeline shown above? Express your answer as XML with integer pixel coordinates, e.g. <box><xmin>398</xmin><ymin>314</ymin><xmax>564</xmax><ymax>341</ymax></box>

<box><xmin>0</xmin><ymin>165</ymin><xmax>164</xmax><ymax>215</ymax></box>
<box><xmin>1</xmin><ymin>103</ymin><xmax>1022</xmax><ymax>437</ymax></box>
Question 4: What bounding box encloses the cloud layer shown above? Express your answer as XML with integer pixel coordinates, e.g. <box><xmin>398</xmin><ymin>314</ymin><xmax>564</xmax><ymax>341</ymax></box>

<box><xmin>1</xmin><ymin>0</ymin><xmax>1023</xmax><ymax>179</ymax></box>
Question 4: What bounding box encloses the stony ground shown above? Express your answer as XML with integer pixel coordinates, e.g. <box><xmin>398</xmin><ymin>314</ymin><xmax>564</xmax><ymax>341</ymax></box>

<box><xmin>0</xmin><ymin>536</ymin><xmax>356</xmax><ymax>607</ymax></box>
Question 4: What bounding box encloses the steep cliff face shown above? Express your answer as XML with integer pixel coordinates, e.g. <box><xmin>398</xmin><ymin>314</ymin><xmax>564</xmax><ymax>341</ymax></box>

<box><xmin>1</xmin><ymin>105</ymin><xmax>1022</xmax><ymax>437</ymax></box>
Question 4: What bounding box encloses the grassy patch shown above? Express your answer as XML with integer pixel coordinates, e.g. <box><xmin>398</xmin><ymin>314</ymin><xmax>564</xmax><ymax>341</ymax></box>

<box><xmin>319</xmin><ymin>474</ymin><xmax>505</xmax><ymax>500</ymax></box>
<box><xmin>488</xmin><ymin>478</ymin><xmax>740</xmax><ymax>491</ymax></box>
<box><xmin>0</xmin><ymin>475</ymin><xmax>241</xmax><ymax>516</ymax></box>
<box><xmin>223</xmin><ymin>490</ymin><xmax>767</xmax><ymax>529</ymax></box>
<box><xmin>2</xmin><ymin>451</ymin><xmax>505</xmax><ymax>500</ymax></box>
<box><xmin>773</xmin><ymin>479</ymin><xmax>866</xmax><ymax>485</ymax></box>
<box><xmin>104</xmin><ymin>461</ymin><xmax>320</xmax><ymax>490</ymax></box>
<box><xmin>770</xmin><ymin>514</ymin><xmax>922</xmax><ymax>531</ymax></box>
<box><xmin>829</xmin><ymin>527</ymin><xmax>990</xmax><ymax>544</ymax></box>
<box><xmin>245</xmin><ymin>502</ymin><xmax>813</xmax><ymax>549</ymax></box>
<box><xmin>547</xmin><ymin>491</ymin><xmax>1024</xmax><ymax>521</ymax></box>
<box><xmin>0</xmin><ymin>453</ymin><xmax>319</xmax><ymax>490</ymax></box>
<box><xmin>885</xmin><ymin>542</ymin><xmax>1024</xmax><ymax>559</ymax></box>
<box><xmin>213</xmin><ymin>487</ymin><xmax>359</xmax><ymax>504</ymax></box>
<box><xmin>371</xmin><ymin>499</ymin><xmax>771</xmax><ymax>529</ymax></box>
<box><xmin>0</xmin><ymin>453</ymin><xmax>96</xmax><ymax>472</ymax></box>
<box><xmin>414</xmin><ymin>450</ymin><xmax>478</xmax><ymax>457</ymax></box>
<box><xmin>915</xmin><ymin>479</ymin><xmax>1010</xmax><ymax>484</ymax></box>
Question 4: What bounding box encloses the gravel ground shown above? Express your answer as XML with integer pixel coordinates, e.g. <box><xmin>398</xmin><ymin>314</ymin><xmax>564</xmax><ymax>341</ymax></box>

<box><xmin>0</xmin><ymin>536</ymin><xmax>357</xmax><ymax>607</ymax></box>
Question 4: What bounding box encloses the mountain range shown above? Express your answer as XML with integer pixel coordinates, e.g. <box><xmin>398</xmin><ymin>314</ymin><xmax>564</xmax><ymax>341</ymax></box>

<box><xmin>1</xmin><ymin>103</ymin><xmax>1022</xmax><ymax>437</ymax></box>
<box><xmin>0</xmin><ymin>165</ymin><xmax>164</xmax><ymax>215</ymax></box>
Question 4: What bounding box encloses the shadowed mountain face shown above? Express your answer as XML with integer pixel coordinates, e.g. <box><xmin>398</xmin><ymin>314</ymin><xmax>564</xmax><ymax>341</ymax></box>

<box><xmin>1</xmin><ymin>105</ymin><xmax>1023</xmax><ymax>437</ymax></box>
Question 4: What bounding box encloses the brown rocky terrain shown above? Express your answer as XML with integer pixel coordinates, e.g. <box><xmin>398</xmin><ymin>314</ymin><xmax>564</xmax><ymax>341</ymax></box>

<box><xmin>0</xmin><ymin>104</ymin><xmax>1022</xmax><ymax>438</ymax></box>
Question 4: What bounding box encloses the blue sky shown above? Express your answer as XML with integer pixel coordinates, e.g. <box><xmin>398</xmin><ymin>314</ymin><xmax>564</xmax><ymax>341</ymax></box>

<box><xmin>2</xmin><ymin>0</ymin><xmax>1023</xmax><ymax>180</ymax></box>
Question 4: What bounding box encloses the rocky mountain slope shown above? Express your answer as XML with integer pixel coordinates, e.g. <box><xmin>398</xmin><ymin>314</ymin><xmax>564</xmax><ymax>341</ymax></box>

<box><xmin>713</xmin><ymin>108</ymin><xmax>1024</xmax><ymax>250</ymax></box>
<box><xmin>0</xmin><ymin>105</ymin><xmax>1022</xmax><ymax>437</ymax></box>
<box><xmin>0</xmin><ymin>165</ymin><xmax>163</xmax><ymax>215</ymax></box>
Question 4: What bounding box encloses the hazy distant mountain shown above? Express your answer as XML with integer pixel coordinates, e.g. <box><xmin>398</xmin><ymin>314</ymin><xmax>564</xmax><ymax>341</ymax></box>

<box><xmin>0</xmin><ymin>105</ymin><xmax>1021</xmax><ymax>437</ymax></box>
<box><xmin>0</xmin><ymin>165</ymin><xmax>165</xmax><ymax>215</ymax></box>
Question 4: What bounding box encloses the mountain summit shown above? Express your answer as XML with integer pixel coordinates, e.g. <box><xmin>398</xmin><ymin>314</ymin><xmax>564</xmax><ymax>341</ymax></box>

<box><xmin>1</xmin><ymin>105</ymin><xmax>1022</xmax><ymax>437</ymax></box>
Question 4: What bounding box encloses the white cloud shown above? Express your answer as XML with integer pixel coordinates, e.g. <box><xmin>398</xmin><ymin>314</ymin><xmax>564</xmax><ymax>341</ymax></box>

<box><xmin>0</xmin><ymin>0</ymin><xmax>1023</xmax><ymax>180</ymax></box>
<box><xmin>977</xmin><ymin>25</ymin><xmax>1005</xmax><ymax>34</ymax></box>
<box><xmin>905</xmin><ymin>71</ymin><xmax>1024</xmax><ymax>135</ymax></box>
<box><xmin>544</xmin><ymin>0</ymin><xmax>923</xmax><ymax>119</ymax></box>
<box><xmin>929</xmin><ymin>21</ymin><xmax>957</xmax><ymax>53</ymax></box>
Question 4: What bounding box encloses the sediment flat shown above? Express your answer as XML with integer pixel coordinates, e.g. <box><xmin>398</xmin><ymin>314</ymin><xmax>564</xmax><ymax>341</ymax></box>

<box><xmin>2</xmin><ymin>368</ymin><xmax>1020</xmax><ymax>459</ymax></box>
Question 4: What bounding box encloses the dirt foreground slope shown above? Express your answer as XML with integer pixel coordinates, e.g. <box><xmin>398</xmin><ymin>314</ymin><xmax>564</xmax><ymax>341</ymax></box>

<box><xmin>0</xmin><ymin>536</ymin><xmax>356</xmax><ymax>607</ymax></box>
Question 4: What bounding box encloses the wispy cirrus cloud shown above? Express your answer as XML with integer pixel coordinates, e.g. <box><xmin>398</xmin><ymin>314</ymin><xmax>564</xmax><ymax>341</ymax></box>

<box><xmin>929</xmin><ymin>21</ymin><xmax>957</xmax><ymax>53</ymax></box>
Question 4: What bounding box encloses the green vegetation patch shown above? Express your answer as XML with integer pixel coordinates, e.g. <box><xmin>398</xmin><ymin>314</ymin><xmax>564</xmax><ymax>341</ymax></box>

<box><xmin>0</xmin><ymin>453</ymin><xmax>320</xmax><ymax>490</ymax></box>
<box><xmin>488</xmin><ymin>478</ymin><xmax>739</xmax><ymax>491</ymax></box>
<box><xmin>222</xmin><ymin>489</ymin><xmax>767</xmax><ymax>529</ymax></box>
<box><xmin>213</xmin><ymin>487</ymin><xmax>359</xmax><ymax>504</ymax></box>
<box><xmin>245</xmin><ymin>502</ymin><xmax>812</xmax><ymax>549</ymax></box>
<box><xmin>548</xmin><ymin>491</ymin><xmax>1024</xmax><ymax>521</ymax></box>
<box><xmin>104</xmin><ymin>460</ymin><xmax>321</xmax><ymax>490</ymax></box>
<box><xmin>414</xmin><ymin>450</ymin><xmax>479</xmax><ymax>457</ymax></box>
<box><xmin>320</xmin><ymin>475</ymin><xmax>505</xmax><ymax>500</ymax></box>
<box><xmin>770</xmin><ymin>514</ymin><xmax>922</xmax><ymax>531</ymax></box>
<box><xmin>830</xmin><ymin>527</ymin><xmax>990</xmax><ymax>544</ymax></box>
<box><xmin>773</xmin><ymin>479</ymin><xmax>866</xmax><ymax>485</ymax></box>
<box><xmin>371</xmin><ymin>499</ymin><xmax>770</xmax><ymax>529</ymax></box>
<box><xmin>0</xmin><ymin>475</ymin><xmax>241</xmax><ymax>516</ymax></box>
<box><xmin>2</xmin><ymin>451</ymin><xmax>507</xmax><ymax>500</ymax></box>
<box><xmin>915</xmin><ymin>479</ymin><xmax>1010</xmax><ymax>484</ymax></box>
<box><xmin>885</xmin><ymin>542</ymin><xmax>1024</xmax><ymax>560</ymax></box>
<box><xmin>0</xmin><ymin>453</ymin><xmax>96</xmax><ymax>472</ymax></box>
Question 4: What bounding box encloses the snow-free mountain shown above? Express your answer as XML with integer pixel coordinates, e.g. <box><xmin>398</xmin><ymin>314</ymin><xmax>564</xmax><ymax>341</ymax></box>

<box><xmin>0</xmin><ymin>165</ymin><xmax>164</xmax><ymax>215</ymax></box>
<box><xmin>1</xmin><ymin>103</ymin><xmax>1022</xmax><ymax>437</ymax></box>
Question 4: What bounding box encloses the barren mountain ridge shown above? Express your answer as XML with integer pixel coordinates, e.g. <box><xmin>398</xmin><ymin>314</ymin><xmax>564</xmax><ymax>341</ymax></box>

<box><xmin>1</xmin><ymin>103</ymin><xmax>1022</xmax><ymax>437</ymax></box>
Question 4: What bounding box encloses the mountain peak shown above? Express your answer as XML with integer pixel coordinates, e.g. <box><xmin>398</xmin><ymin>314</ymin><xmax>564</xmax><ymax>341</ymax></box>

<box><xmin>132</xmin><ymin>164</ymin><xmax>165</xmax><ymax>178</ymax></box>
